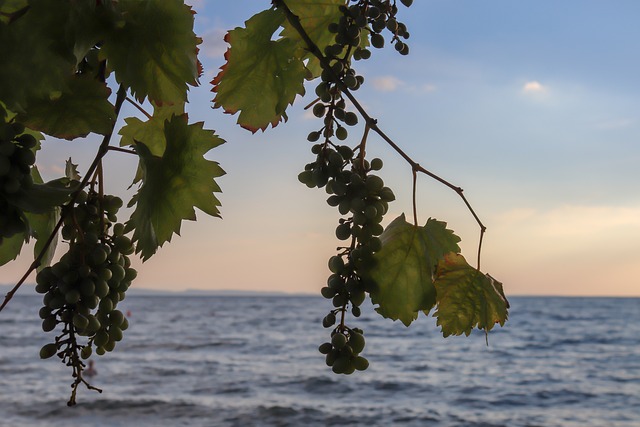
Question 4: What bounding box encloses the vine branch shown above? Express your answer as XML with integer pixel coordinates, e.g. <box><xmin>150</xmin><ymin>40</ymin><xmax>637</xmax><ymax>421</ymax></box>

<box><xmin>0</xmin><ymin>84</ymin><xmax>128</xmax><ymax>313</ymax></box>
<box><xmin>276</xmin><ymin>0</ymin><xmax>487</xmax><ymax>267</ymax></box>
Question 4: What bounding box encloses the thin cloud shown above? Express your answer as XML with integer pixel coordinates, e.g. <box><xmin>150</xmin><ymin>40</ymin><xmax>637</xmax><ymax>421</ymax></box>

<box><xmin>422</xmin><ymin>83</ymin><xmax>437</xmax><ymax>93</ymax></box>
<box><xmin>372</xmin><ymin>76</ymin><xmax>404</xmax><ymax>92</ymax></box>
<box><xmin>522</xmin><ymin>80</ymin><xmax>547</xmax><ymax>94</ymax></box>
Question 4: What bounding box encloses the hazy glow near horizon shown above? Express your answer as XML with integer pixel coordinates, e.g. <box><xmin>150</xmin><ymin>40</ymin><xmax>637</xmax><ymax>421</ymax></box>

<box><xmin>1</xmin><ymin>1</ymin><xmax>639</xmax><ymax>297</ymax></box>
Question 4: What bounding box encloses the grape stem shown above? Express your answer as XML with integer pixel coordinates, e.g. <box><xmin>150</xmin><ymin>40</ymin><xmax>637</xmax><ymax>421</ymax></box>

<box><xmin>276</xmin><ymin>0</ymin><xmax>486</xmax><ymax>269</ymax></box>
<box><xmin>0</xmin><ymin>84</ymin><xmax>128</xmax><ymax>313</ymax></box>
<box><xmin>125</xmin><ymin>96</ymin><xmax>152</xmax><ymax>120</ymax></box>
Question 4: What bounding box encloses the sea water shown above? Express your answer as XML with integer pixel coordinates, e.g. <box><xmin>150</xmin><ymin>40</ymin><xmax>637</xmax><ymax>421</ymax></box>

<box><xmin>0</xmin><ymin>295</ymin><xmax>638</xmax><ymax>427</ymax></box>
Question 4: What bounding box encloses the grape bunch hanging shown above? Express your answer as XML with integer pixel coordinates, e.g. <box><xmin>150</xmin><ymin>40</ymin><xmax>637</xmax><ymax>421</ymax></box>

<box><xmin>36</xmin><ymin>188</ymin><xmax>136</xmax><ymax>405</ymax></box>
<box><xmin>297</xmin><ymin>0</ymin><xmax>412</xmax><ymax>374</ymax></box>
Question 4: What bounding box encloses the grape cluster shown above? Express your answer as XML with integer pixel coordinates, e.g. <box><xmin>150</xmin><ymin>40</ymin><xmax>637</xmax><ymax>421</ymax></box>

<box><xmin>319</xmin><ymin>328</ymin><xmax>369</xmax><ymax>374</ymax></box>
<box><xmin>298</xmin><ymin>0</ymin><xmax>410</xmax><ymax>374</ymax></box>
<box><xmin>36</xmin><ymin>189</ymin><xmax>135</xmax><ymax>398</ymax></box>
<box><xmin>326</xmin><ymin>0</ymin><xmax>412</xmax><ymax>69</ymax></box>
<box><xmin>0</xmin><ymin>120</ymin><xmax>36</xmax><ymax>243</ymax></box>
<box><xmin>299</xmin><ymin>114</ymin><xmax>394</xmax><ymax>374</ymax></box>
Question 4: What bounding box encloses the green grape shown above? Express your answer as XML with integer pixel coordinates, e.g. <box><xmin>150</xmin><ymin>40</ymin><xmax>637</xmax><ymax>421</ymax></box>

<box><xmin>350</xmin><ymin>290</ymin><xmax>366</xmax><ymax>307</ymax></box>
<box><xmin>42</xmin><ymin>316</ymin><xmax>58</xmax><ymax>332</ymax></box>
<box><xmin>328</xmin><ymin>255</ymin><xmax>345</xmax><ymax>273</ymax></box>
<box><xmin>319</xmin><ymin>342</ymin><xmax>333</xmax><ymax>354</ymax></box>
<box><xmin>335</xmin><ymin>222</ymin><xmax>351</xmax><ymax>240</ymax></box>
<box><xmin>344</xmin><ymin>112</ymin><xmax>358</xmax><ymax>126</ymax></box>
<box><xmin>348</xmin><ymin>332</ymin><xmax>366</xmax><ymax>354</ymax></box>
<box><xmin>40</xmin><ymin>343</ymin><xmax>58</xmax><ymax>359</ymax></box>
<box><xmin>109</xmin><ymin>310</ymin><xmax>124</xmax><ymax>327</ymax></box>
<box><xmin>322</xmin><ymin>312</ymin><xmax>336</xmax><ymax>327</ymax></box>
<box><xmin>325</xmin><ymin>350</ymin><xmax>338</xmax><ymax>366</ymax></box>
<box><xmin>103</xmin><ymin>340</ymin><xmax>116</xmax><ymax>352</ymax></box>
<box><xmin>93</xmin><ymin>331</ymin><xmax>109</xmax><ymax>348</ymax></box>
<box><xmin>331</xmin><ymin>356</ymin><xmax>351</xmax><ymax>374</ymax></box>
<box><xmin>80</xmin><ymin>346</ymin><xmax>92</xmax><ymax>360</ymax></box>
<box><xmin>321</xmin><ymin>287</ymin><xmax>337</xmax><ymax>299</ymax></box>
<box><xmin>307</xmin><ymin>131</ymin><xmax>321</xmax><ymax>142</ymax></box>
<box><xmin>353</xmin><ymin>356</ymin><xmax>369</xmax><ymax>371</ymax></box>
<box><xmin>371</xmin><ymin>33</ymin><xmax>385</xmax><ymax>48</ymax></box>
<box><xmin>73</xmin><ymin>313</ymin><xmax>90</xmax><ymax>330</ymax></box>
<box><xmin>39</xmin><ymin>306</ymin><xmax>52</xmax><ymax>319</ymax></box>
<box><xmin>331</xmin><ymin>333</ymin><xmax>348</xmax><ymax>349</ymax></box>
<box><xmin>108</xmin><ymin>326</ymin><xmax>123</xmax><ymax>342</ymax></box>
<box><xmin>65</xmin><ymin>290</ymin><xmax>81</xmax><ymax>304</ymax></box>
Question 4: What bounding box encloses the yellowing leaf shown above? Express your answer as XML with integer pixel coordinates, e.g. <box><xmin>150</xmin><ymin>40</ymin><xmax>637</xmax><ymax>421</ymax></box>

<box><xmin>101</xmin><ymin>0</ymin><xmax>200</xmax><ymax>105</ymax></box>
<box><xmin>367</xmin><ymin>214</ymin><xmax>461</xmax><ymax>326</ymax></box>
<box><xmin>433</xmin><ymin>253</ymin><xmax>509</xmax><ymax>337</ymax></box>
<box><xmin>126</xmin><ymin>115</ymin><xmax>225</xmax><ymax>261</ymax></box>
<box><xmin>212</xmin><ymin>9</ymin><xmax>307</xmax><ymax>132</ymax></box>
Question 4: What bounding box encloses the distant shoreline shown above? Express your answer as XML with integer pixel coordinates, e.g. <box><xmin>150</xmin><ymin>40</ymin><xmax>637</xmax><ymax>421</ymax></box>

<box><xmin>1</xmin><ymin>284</ymin><xmax>638</xmax><ymax>298</ymax></box>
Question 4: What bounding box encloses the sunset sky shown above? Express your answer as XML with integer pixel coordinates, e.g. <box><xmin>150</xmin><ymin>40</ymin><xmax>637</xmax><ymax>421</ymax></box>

<box><xmin>2</xmin><ymin>1</ymin><xmax>639</xmax><ymax>296</ymax></box>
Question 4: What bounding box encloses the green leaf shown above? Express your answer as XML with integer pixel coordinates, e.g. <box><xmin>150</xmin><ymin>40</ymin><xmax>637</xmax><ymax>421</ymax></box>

<box><xmin>433</xmin><ymin>253</ymin><xmax>509</xmax><ymax>337</ymax></box>
<box><xmin>119</xmin><ymin>103</ymin><xmax>185</xmax><ymax>155</ymax></box>
<box><xmin>28</xmin><ymin>166</ymin><xmax>60</xmax><ymax>269</ymax></box>
<box><xmin>367</xmin><ymin>214</ymin><xmax>461</xmax><ymax>326</ymax></box>
<box><xmin>0</xmin><ymin>231</ymin><xmax>25</xmax><ymax>266</ymax></box>
<box><xmin>101</xmin><ymin>0</ymin><xmax>200</xmax><ymax>105</ymax></box>
<box><xmin>279</xmin><ymin>0</ymin><xmax>345</xmax><ymax>77</ymax></box>
<box><xmin>212</xmin><ymin>9</ymin><xmax>307</xmax><ymax>132</ymax></box>
<box><xmin>7</xmin><ymin>178</ymin><xmax>76</xmax><ymax>214</ymax></box>
<box><xmin>65</xmin><ymin>158</ymin><xmax>81</xmax><ymax>181</ymax></box>
<box><xmin>0</xmin><ymin>0</ymin><xmax>77</xmax><ymax>112</ymax></box>
<box><xmin>18</xmin><ymin>76</ymin><xmax>115</xmax><ymax>139</ymax></box>
<box><xmin>126</xmin><ymin>115</ymin><xmax>225</xmax><ymax>261</ymax></box>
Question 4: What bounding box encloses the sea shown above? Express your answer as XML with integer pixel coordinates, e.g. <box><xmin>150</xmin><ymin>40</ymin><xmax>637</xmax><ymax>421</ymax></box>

<box><xmin>0</xmin><ymin>294</ymin><xmax>638</xmax><ymax>427</ymax></box>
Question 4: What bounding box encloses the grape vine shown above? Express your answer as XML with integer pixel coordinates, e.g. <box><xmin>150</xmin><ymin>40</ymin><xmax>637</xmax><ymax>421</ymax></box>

<box><xmin>0</xmin><ymin>0</ymin><xmax>509</xmax><ymax>403</ymax></box>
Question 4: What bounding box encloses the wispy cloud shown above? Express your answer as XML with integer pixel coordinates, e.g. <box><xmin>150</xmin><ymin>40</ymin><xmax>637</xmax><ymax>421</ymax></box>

<box><xmin>522</xmin><ymin>80</ymin><xmax>547</xmax><ymax>94</ymax></box>
<box><xmin>421</xmin><ymin>83</ymin><xmax>437</xmax><ymax>93</ymax></box>
<box><xmin>372</xmin><ymin>76</ymin><xmax>404</xmax><ymax>92</ymax></box>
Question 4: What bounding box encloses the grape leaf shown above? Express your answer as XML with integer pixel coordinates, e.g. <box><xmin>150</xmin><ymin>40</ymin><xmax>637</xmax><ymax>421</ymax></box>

<box><xmin>100</xmin><ymin>0</ymin><xmax>200</xmax><ymax>105</ymax></box>
<box><xmin>433</xmin><ymin>253</ymin><xmax>509</xmax><ymax>337</ymax></box>
<box><xmin>279</xmin><ymin>0</ymin><xmax>345</xmax><ymax>77</ymax></box>
<box><xmin>367</xmin><ymin>214</ymin><xmax>461</xmax><ymax>326</ymax></box>
<box><xmin>119</xmin><ymin>103</ymin><xmax>186</xmax><ymax>156</ymax></box>
<box><xmin>126</xmin><ymin>115</ymin><xmax>225</xmax><ymax>261</ymax></box>
<box><xmin>65</xmin><ymin>158</ymin><xmax>81</xmax><ymax>181</ymax></box>
<box><xmin>0</xmin><ymin>167</ymin><xmax>62</xmax><ymax>267</ymax></box>
<box><xmin>211</xmin><ymin>9</ymin><xmax>307</xmax><ymax>132</ymax></box>
<box><xmin>0</xmin><ymin>0</ymin><xmax>76</xmax><ymax>112</ymax></box>
<box><xmin>7</xmin><ymin>178</ymin><xmax>76</xmax><ymax>214</ymax></box>
<box><xmin>29</xmin><ymin>166</ymin><xmax>61</xmax><ymax>270</ymax></box>
<box><xmin>0</xmin><ymin>232</ymin><xmax>25</xmax><ymax>266</ymax></box>
<box><xmin>18</xmin><ymin>76</ymin><xmax>115</xmax><ymax>139</ymax></box>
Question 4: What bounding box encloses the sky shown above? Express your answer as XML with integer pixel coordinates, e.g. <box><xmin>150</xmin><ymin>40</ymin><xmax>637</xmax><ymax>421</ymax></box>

<box><xmin>2</xmin><ymin>1</ymin><xmax>640</xmax><ymax>296</ymax></box>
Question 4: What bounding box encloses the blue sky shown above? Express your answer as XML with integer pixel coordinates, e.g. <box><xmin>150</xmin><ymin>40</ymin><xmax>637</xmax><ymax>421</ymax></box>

<box><xmin>3</xmin><ymin>1</ymin><xmax>639</xmax><ymax>296</ymax></box>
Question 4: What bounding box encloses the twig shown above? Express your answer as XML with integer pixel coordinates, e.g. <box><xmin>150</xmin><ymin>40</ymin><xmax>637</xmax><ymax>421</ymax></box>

<box><xmin>126</xmin><ymin>96</ymin><xmax>152</xmax><ymax>120</ymax></box>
